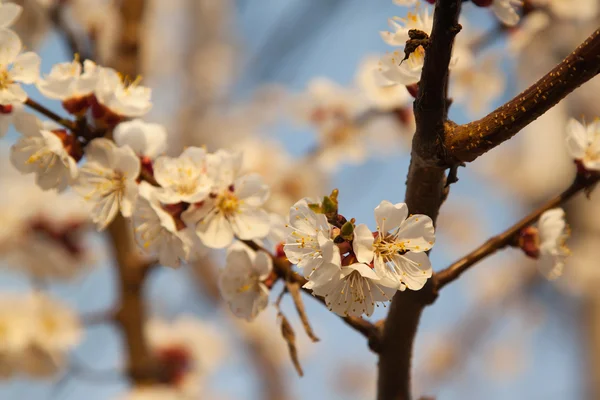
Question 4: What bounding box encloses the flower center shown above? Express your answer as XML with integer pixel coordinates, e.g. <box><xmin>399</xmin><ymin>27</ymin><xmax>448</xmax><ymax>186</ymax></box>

<box><xmin>373</xmin><ymin>234</ymin><xmax>406</xmax><ymax>259</ymax></box>
<box><xmin>217</xmin><ymin>191</ymin><xmax>239</xmax><ymax>217</ymax></box>
<box><xmin>0</xmin><ymin>69</ymin><xmax>11</xmax><ymax>90</ymax></box>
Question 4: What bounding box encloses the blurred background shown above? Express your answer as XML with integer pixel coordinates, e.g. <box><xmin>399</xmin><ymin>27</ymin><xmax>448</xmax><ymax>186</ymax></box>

<box><xmin>0</xmin><ymin>0</ymin><xmax>599</xmax><ymax>399</ymax></box>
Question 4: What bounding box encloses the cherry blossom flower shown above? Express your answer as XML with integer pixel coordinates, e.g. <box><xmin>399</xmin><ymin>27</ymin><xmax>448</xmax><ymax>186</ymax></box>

<box><xmin>309</xmin><ymin>262</ymin><xmax>397</xmax><ymax>317</ymax></box>
<box><xmin>379</xmin><ymin>46</ymin><xmax>426</xmax><ymax>86</ymax></box>
<box><xmin>10</xmin><ymin>112</ymin><xmax>78</xmax><ymax>192</ymax></box>
<box><xmin>113</xmin><ymin>119</ymin><xmax>168</xmax><ymax>159</ymax></box>
<box><xmin>283</xmin><ymin>198</ymin><xmax>339</xmax><ymax>278</ymax></box>
<box><xmin>380</xmin><ymin>6</ymin><xmax>433</xmax><ymax>47</ymax></box>
<box><xmin>146</xmin><ymin>316</ymin><xmax>225</xmax><ymax>395</ymax></box>
<box><xmin>0</xmin><ymin>29</ymin><xmax>40</xmax><ymax>105</ymax></box>
<box><xmin>183</xmin><ymin>150</ymin><xmax>270</xmax><ymax>249</ymax></box>
<box><xmin>356</xmin><ymin>55</ymin><xmax>411</xmax><ymax>111</ymax></box>
<box><xmin>537</xmin><ymin>208</ymin><xmax>570</xmax><ymax>280</ymax></box>
<box><xmin>93</xmin><ymin>66</ymin><xmax>152</xmax><ymax>118</ymax></box>
<box><xmin>21</xmin><ymin>292</ymin><xmax>82</xmax><ymax>377</ymax></box>
<box><xmin>132</xmin><ymin>182</ymin><xmax>198</xmax><ymax>267</ymax></box>
<box><xmin>153</xmin><ymin>146</ymin><xmax>211</xmax><ymax>204</ymax></box>
<box><xmin>73</xmin><ymin>138</ymin><xmax>141</xmax><ymax>230</ymax></box>
<box><xmin>219</xmin><ymin>243</ymin><xmax>273</xmax><ymax>321</ymax></box>
<box><xmin>566</xmin><ymin>118</ymin><xmax>600</xmax><ymax>172</ymax></box>
<box><xmin>36</xmin><ymin>58</ymin><xmax>97</xmax><ymax>105</ymax></box>
<box><xmin>491</xmin><ymin>0</ymin><xmax>523</xmax><ymax>27</ymax></box>
<box><xmin>353</xmin><ymin>200</ymin><xmax>435</xmax><ymax>291</ymax></box>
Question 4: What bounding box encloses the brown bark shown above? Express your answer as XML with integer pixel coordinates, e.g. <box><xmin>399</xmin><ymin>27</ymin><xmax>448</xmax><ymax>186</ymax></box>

<box><xmin>446</xmin><ymin>28</ymin><xmax>600</xmax><ymax>163</ymax></box>
<box><xmin>377</xmin><ymin>1</ymin><xmax>462</xmax><ymax>399</ymax></box>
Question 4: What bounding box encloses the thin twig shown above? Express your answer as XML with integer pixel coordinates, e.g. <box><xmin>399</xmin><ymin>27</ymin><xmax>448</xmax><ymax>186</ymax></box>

<box><xmin>435</xmin><ymin>175</ymin><xmax>599</xmax><ymax>289</ymax></box>
<box><xmin>25</xmin><ymin>98</ymin><xmax>78</xmax><ymax>131</ymax></box>
<box><xmin>285</xmin><ymin>281</ymin><xmax>319</xmax><ymax>342</ymax></box>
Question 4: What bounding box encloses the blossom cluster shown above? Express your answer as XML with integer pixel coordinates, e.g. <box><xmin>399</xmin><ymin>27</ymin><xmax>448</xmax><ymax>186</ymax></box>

<box><xmin>0</xmin><ymin>292</ymin><xmax>82</xmax><ymax>379</ymax></box>
<box><xmin>284</xmin><ymin>198</ymin><xmax>435</xmax><ymax>317</ymax></box>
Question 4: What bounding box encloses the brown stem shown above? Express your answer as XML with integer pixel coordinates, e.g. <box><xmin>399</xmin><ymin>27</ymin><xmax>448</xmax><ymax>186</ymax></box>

<box><xmin>108</xmin><ymin>216</ymin><xmax>156</xmax><ymax>382</ymax></box>
<box><xmin>242</xmin><ymin>240</ymin><xmax>382</xmax><ymax>349</ymax></box>
<box><xmin>436</xmin><ymin>175</ymin><xmax>599</xmax><ymax>289</ymax></box>
<box><xmin>25</xmin><ymin>98</ymin><xmax>78</xmax><ymax>131</ymax></box>
<box><xmin>446</xmin><ymin>28</ymin><xmax>600</xmax><ymax>163</ymax></box>
<box><xmin>377</xmin><ymin>1</ymin><xmax>462</xmax><ymax>399</ymax></box>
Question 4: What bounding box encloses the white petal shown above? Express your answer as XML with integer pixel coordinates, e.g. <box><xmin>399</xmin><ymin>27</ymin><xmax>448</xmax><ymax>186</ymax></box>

<box><xmin>234</xmin><ymin>173</ymin><xmax>269</xmax><ymax>206</ymax></box>
<box><xmin>253</xmin><ymin>250</ymin><xmax>273</xmax><ymax>279</ymax></box>
<box><xmin>0</xmin><ymin>29</ymin><xmax>20</xmax><ymax>66</ymax></box>
<box><xmin>196</xmin><ymin>211</ymin><xmax>234</xmax><ymax>249</ymax></box>
<box><xmin>11</xmin><ymin>52</ymin><xmax>40</xmax><ymax>84</ymax></box>
<box><xmin>396</xmin><ymin>214</ymin><xmax>435</xmax><ymax>252</ymax></box>
<box><xmin>231</xmin><ymin>208</ymin><xmax>270</xmax><ymax>240</ymax></box>
<box><xmin>0</xmin><ymin>3</ymin><xmax>22</xmax><ymax>28</ymax></box>
<box><xmin>353</xmin><ymin>223</ymin><xmax>375</xmax><ymax>264</ymax></box>
<box><xmin>394</xmin><ymin>251</ymin><xmax>432</xmax><ymax>291</ymax></box>
<box><xmin>375</xmin><ymin>200</ymin><xmax>408</xmax><ymax>233</ymax></box>
<box><xmin>565</xmin><ymin>118</ymin><xmax>588</xmax><ymax>159</ymax></box>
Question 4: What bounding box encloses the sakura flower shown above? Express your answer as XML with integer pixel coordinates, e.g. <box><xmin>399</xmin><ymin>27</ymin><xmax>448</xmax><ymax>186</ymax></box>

<box><xmin>537</xmin><ymin>208</ymin><xmax>570</xmax><ymax>280</ymax></box>
<box><xmin>491</xmin><ymin>0</ymin><xmax>523</xmax><ymax>27</ymax></box>
<box><xmin>353</xmin><ymin>200</ymin><xmax>435</xmax><ymax>291</ymax></box>
<box><xmin>380</xmin><ymin>6</ymin><xmax>433</xmax><ymax>47</ymax></box>
<box><xmin>310</xmin><ymin>262</ymin><xmax>397</xmax><ymax>317</ymax></box>
<box><xmin>379</xmin><ymin>46</ymin><xmax>426</xmax><ymax>86</ymax></box>
<box><xmin>182</xmin><ymin>150</ymin><xmax>270</xmax><ymax>249</ymax></box>
<box><xmin>147</xmin><ymin>316</ymin><xmax>225</xmax><ymax>395</ymax></box>
<box><xmin>0</xmin><ymin>29</ymin><xmax>40</xmax><ymax>105</ymax></box>
<box><xmin>73</xmin><ymin>138</ymin><xmax>141</xmax><ymax>230</ymax></box>
<box><xmin>132</xmin><ymin>182</ymin><xmax>198</xmax><ymax>267</ymax></box>
<box><xmin>219</xmin><ymin>243</ymin><xmax>273</xmax><ymax>321</ymax></box>
<box><xmin>153</xmin><ymin>146</ymin><xmax>211</xmax><ymax>204</ymax></box>
<box><xmin>356</xmin><ymin>56</ymin><xmax>411</xmax><ymax>111</ymax></box>
<box><xmin>93</xmin><ymin>66</ymin><xmax>152</xmax><ymax>118</ymax></box>
<box><xmin>10</xmin><ymin>111</ymin><xmax>78</xmax><ymax>192</ymax></box>
<box><xmin>0</xmin><ymin>1</ymin><xmax>22</xmax><ymax>28</ymax></box>
<box><xmin>36</xmin><ymin>58</ymin><xmax>97</xmax><ymax>105</ymax></box>
<box><xmin>283</xmin><ymin>198</ymin><xmax>339</xmax><ymax>278</ymax></box>
<box><xmin>113</xmin><ymin>119</ymin><xmax>168</xmax><ymax>159</ymax></box>
<box><xmin>21</xmin><ymin>292</ymin><xmax>82</xmax><ymax>377</ymax></box>
<box><xmin>566</xmin><ymin>118</ymin><xmax>600</xmax><ymax>172</ymax></box>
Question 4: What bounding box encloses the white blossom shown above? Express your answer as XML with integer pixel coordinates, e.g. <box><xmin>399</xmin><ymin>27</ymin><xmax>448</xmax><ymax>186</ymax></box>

<box><xmin>219</xmin><ymin>243</ymin><xmax>273</xmax><ymax>321</ymax></box>
<box><xmin>146</xmin><ymin>316</ymin><xmax>225</xmax><ymax>395</ymax></box>
<box><xmin>310</xmin><ymin>262</ymin><xmax>397</xmax><ymax>317</ymax></box>
<box><xmin>380</xmin><ymin>7</ymin><xmax>433</xmax><ymax>47</ymax></box>
<box><xmin>183</xmin><ymin>150</ymin><xmax>270</xmax><ymax>249</ymax></box>
<box><xmin>566</xmin><ymin>118</ymin><xmax>600</xmax><ymax>171</ymax></box>
<box><xmin>491</xmin><ymin>0</ymin><xmax>523</xmax><ymax>27</ymax></box>
<box><xmin>132</xmin><ymin>182</ymin><xmax>198</xmax><ymax>267</ymax></box>
<box><xmin>537</xmin><ymin>208</ymin><xmax>570</xmax><ymax>280</ymax></box>
<box><xmin>113</xmin><ymin>119</ymin><xmax>168</xmax><ymax>159</ymax></box>
<box><xmin>353</xmin><ymin>200</ymin><xmax>434</xmax><ymax>291</ymax></box>
<box><xmin>379</xmin><ymin>46</ymin><xmax>426</xmax><ymax>86</ymax></box>
<box><xmin>356</xmin><ymin>56</ymin><xmax>411</xmax><ymax>111</ymax></box>
<box><xmin>0</xmin><ymin>29</ymin><xmax>40</xmax><ymax>105</ymax></box>
<box><xmin>0</xmin><ymin>1</ymin><xmax>22</xmax><ymax>28</ymax></box>
<box><xmin>73</xmin><ymin>138</ymin><xmax>141</xmax><ymax>230</ymax></box>
<box><xmin>153</xmin><ymin>146</ymin><xmax>211</xmax><ymax>204</ymax></box>
<box><xmin>10</xmin><ymin>111</ymin><xmax>78</xmax><ymax>191</ymax></box>
<box><xmin>94</xmin><ymin>66</ymin><xmax>152</xmax><ymax>118</ymax></box>
<box><xmin>283</xmin><ymin>198</ymin><xmax>339</xmax><ymax>278</ymax></box>
<box><xmin>36</xmin><ymin>58</ymin><xmax>97</xmax><ymax>102</ymax></box>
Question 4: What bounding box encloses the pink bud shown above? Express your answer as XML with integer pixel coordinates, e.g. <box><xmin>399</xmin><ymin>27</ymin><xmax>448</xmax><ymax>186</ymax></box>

<box><xmin>518</xmin><ymin>226</ymin><xmax>540</xmax><ymax>259</ymax></box>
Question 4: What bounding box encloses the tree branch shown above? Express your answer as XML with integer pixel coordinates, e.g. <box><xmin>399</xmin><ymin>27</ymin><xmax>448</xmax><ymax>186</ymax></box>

<box><xmin>446</xmin><ymin>28</ymin><xmax>600</xmax><ymax>163</ymax></box>
<box><xmin>436</xmin><ymin>175</ymin><xmax>599</xmax><ymax>289</ymax></box>
<box><xmin>377</xmin><ymin>2</ymin><xmax>462</xmax><ymax>399</ymax></box>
